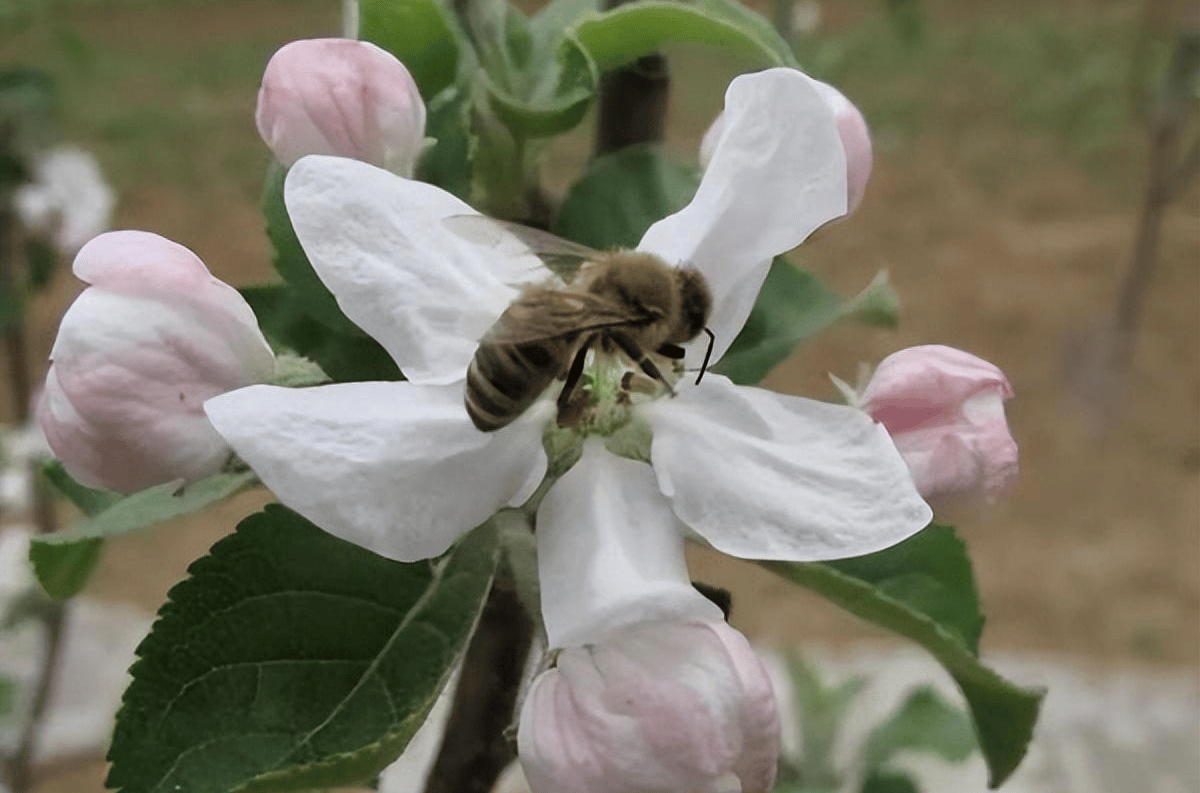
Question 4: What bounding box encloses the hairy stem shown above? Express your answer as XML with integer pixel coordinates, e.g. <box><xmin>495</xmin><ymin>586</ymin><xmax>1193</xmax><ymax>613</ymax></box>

<box><xmin>594</xmin><ymin>0</ymin><xmax>670</xmax><ymax>155</ymax></box>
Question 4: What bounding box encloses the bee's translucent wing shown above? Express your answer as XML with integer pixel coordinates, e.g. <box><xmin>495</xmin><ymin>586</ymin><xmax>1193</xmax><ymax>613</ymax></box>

<box><xmin>485</xmin><ymin>289</ymin><xmax>650</xmax><ymax>344</ymax></box>
<box><xmin>443</xmin><ymin>215</ymin><xmax>598</xmax><ymax>283</ymax></box>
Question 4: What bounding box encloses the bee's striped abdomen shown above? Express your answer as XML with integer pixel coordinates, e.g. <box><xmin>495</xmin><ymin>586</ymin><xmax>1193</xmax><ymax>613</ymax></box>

<box><xmin>465</xmin><ymin>340</ymin><xmax>566</xmax><ymax>431</ymax></box>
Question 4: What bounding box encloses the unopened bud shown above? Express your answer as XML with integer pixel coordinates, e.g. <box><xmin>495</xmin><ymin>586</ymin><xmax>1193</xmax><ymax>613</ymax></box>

<box><xmin>859</xmin><ymin>345</ymin><xmax>1018</xmax><ymax>500</ymax></box>
<box><xmin>38</xmin><ymin>231</ymin><xmax>275</xmax><ymax>494</ymax></box>
<box><xmin>255</xmin><ymin>38</ymin><xmax>426</xmax><ymax>176</ymax></box>
<box><xmin>518</xmin><ymin>617</ymin><xmax>780</xmax><ymax>793</ymax></box>
<box><xmin>700</xmin><ymin>75</ymin><xmax>873</xmax><ymax>214</ymax></box>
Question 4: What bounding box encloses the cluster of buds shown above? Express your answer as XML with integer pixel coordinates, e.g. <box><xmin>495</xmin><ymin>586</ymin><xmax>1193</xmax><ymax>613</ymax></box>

<box><xmin>34</xmin><ymin>37</ymin><xmax>1018</xmax><ymax>793</ymax></box>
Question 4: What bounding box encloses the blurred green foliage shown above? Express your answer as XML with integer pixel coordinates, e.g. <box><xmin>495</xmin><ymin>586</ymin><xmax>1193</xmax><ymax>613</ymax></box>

<box><xmin>792</xmin><ymin>5</ymin><xmax>1174</xmax><ymax>181</ymax></box>
<box><xmin>0</xmin><ymin>0</ymin><xmax>1179</xmax><ymax>200</ymax></box>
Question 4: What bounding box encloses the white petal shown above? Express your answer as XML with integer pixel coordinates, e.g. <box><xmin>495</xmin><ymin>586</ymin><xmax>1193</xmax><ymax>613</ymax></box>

<box><xmin>284</xmin><ymin>156</ymin><xmax>543</xmax><ymax>384</ymax></box>
<box><xmin>638</xmin><ymin>68</ymin><xmax>847</xmax><ymax>366</ymax></box>
<box><xmin>204</xmin><ymin>381</ymin><xmax>548</xmax><ymax>562</ymax></box>
<box><xmin>644</xmin><ymin>375</ymin><xmax>931</xmax><ymax>561</ymax></box>
<box><xmin>536</xmin><ymin>441</ymin><xmax>721</xmax><ymax>648</ymax></box>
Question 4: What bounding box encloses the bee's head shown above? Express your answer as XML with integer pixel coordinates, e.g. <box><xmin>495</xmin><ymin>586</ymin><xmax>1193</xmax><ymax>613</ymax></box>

<box><xmin>671</xmin><ymin>266</ymin><xmax>711</xmax><ymax>343</ymax></box>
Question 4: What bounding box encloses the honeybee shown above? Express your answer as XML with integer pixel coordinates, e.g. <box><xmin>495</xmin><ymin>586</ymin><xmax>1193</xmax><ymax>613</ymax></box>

<box><xmin>447</xmin><ymin>217</ymin><xmax>715</xmax><ymax>432</ymax></box>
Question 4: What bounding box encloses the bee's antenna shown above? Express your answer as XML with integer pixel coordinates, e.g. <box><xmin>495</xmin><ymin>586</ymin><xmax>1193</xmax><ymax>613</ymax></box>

<box><xmin>696</xmin><ymin>327</ymin><xmax>715</xmax><ymax>385</ymax></box>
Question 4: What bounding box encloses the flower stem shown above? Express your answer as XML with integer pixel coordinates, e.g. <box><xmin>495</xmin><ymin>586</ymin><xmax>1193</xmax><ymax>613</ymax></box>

<box><xmin>422</xmin><ymin>570</ymin><xmax>534</xmax><ymax>793</ymax></box>
<box><xmin>594</xmin><ymin>0</ymin><xmax>670</xmax><ymax>155</ymax></box>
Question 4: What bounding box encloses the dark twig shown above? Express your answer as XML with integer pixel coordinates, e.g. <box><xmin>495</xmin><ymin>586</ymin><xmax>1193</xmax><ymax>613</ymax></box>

<box><xmin>1065</xmin><ymin>29</ymin><xmax>1198</xmax><ymax>429</ymax></box>
<box><xmin>1112</xmin><ymin>30</ymin><xmax>1198</xmax><ymax>358</ymax></box>
<box><xmin>422</xmin><ymin>572</ymin><xmax>534</xmax><ymax>793</ymax></box>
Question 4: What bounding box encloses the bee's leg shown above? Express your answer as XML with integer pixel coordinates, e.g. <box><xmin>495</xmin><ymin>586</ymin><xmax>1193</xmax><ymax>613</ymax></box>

<box><xmin>558</xmin><ymin>333</ymin><xmax>596</xmax><ymax>412</ymax></box>
<box><xmin>611</xmin><ymin>330</ymin><xmax>676</xmax><ymax>396</ymax></box>
<box><xmin>656</xmin><ymin>342</ymin><xmax>686</xmax><ymax>360</ymax></box>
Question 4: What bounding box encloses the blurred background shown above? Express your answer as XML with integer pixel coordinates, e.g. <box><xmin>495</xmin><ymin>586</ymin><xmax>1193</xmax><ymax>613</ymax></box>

<box><xmin>0</xmin><ymin>0</ymin><xmax>1196</xmax><ymax>790</ymax></box>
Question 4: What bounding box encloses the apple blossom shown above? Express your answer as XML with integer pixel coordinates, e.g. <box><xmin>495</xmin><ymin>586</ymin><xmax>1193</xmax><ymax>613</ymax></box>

<box><xmin>518</xmin><ymin>616</ymin><xmax>779</xmax><ymax>793</ymax></box>
<box><xmin>255</xmin><ymin>38</ymin><xmax>426</xmax><ymax>176</ymax></box>
<box><xmin>843</xmin><ymin>345</ymin><xmax>1018</xmax><ymax>500</ymax></box>
<box><xmin>12</xmin><ymin>146</ymin><xmax>114</xmax><ymax>255</ymax></box>
<box><xmin>700</xmin><ymin>76</ymin><xmax>873</xmax><ymax>214</ymax></box>
<box><xmin>518</xmin><ymin>444</ymin><xmax>779</xmax><ymax>793</ymax></box>
<box><xmin>38</xmin><ymin>230</ymin><xmax>275</xmax><ymax>494</ymax></box>
<box><xmin>205</xmin><ymin>68</ymin><xmax>931</xmax><ymax>572</ymax></box>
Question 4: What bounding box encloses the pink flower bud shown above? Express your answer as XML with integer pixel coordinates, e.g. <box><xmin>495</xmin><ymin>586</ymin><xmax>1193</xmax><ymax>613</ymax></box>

<box><xmin>859</xmin><ymin>345</ymin><xmax>1018</xmax><ymax>500</ymax></box>
<box><xmin>38</xmin><ymin>231</ymin><xmax>275</xmax><ymax>494</ymax></box>
<box><xmin>518</xmin><ymin>618</ymin><xmax>780</xmax><ymax>793</ymax></box>
<box><xmin>700</xmin><ymin>76</ymin><xmax>873</xmax><ymax>214</ymax></box>
<box><xmin>255</xmin><ymin>38</ymin><xmax>426</xmax><ymax>175</ymax></box>
<box><xmin>811</xmin><ymin>81</ymin><xmax>872</xmax><ymax>214</ymax></box>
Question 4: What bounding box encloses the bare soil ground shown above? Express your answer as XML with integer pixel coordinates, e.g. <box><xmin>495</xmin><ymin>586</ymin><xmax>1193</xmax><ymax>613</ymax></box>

<box><xmin>0</xmin><ymin>0</ymin><xmax>1196</xmax><ymax>788</ymax></box>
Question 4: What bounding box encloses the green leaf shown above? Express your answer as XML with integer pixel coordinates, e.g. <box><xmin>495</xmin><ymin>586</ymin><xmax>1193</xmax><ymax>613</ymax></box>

<box><xmin>861</xmin><ymin>686</ymin><xmax>978</xmax><ymax>776</ymax></box>
<box><xmin>29</xmin><ymin>537</ymin><xmax>103</xmax><ymax>600</ymax></box>
<box><xmin>554</xmin><ymin>143</ymin><xmax>699</xmax><ymax>248</ymax></box>
<box><xmin>827</xmin><ymin>524</ymin><xmax>983</xmax><ymax>652</ymax></box>
<box><xmin>240</xmin><ymin>284</ymin><xmax>402</xmax><ymax>383</ymax></box>
<box><xmin>0</xmin><ymin>673</ymin><xmax>15</xmax><ymax>719</ymax></box>
<box><xmin>359</xmin><ymin>0</ymin><xmax>460</xmax><ymax>98</ymax></box>
<box><xmin>418</xmin><ymin>84</ymin><xmax>475</xmax><ymax>200</ymax></box>
<box><xmin>570</xmin><ymin>0</ymin><xmax>799</xmax><ymax>74</ymax></box>
<box><xmin>261</xmin><ymin>162</ymin><xmax>361</xmax><ymax>337</ymax></box>
<box><xmin>0</xmin><ymin>275</ymin><xmax>25</xmax><ymax>330</ymax></box>
<box><xmin>42</xmin><ymin>459</ymin><xmax>121</xmax><ymax>516</ymax></box>
<box><xmin>24</xmin><ymin>237</ymin><xmax>58</xmax><ymax>290</ymax></box>
<box><xmin>715</xmin><ymin>258</ymin><xmax>845</xmax><ymax>386</ymax></box>
<box><xmin>761</xmin><ymin>526</ymin><xmax>1044</xmax><ymax>788</ymax></box>
<box><xmin>31</xmin><ymin>460</ymin><xmax>122</xmax><ymax>599</ymax></box>
<box><xmin>32</xmin><ymin>470</ymin><xmax>258</xmax><ymax>599</ymax></box>
<box><xmin>861</xmin><ymin>772</ymin><xmax>920</xmax><ymax>793</ymax></box>
<box><xmin>0</xmin><ymin>68</ymin><xmax>58</xmax><ymax>145</ymax></box>
<box><xmin>106</xmin><ymin>505</ymin><xmax>500</xmax><ymax>792</ymax></box>
<box><xmin>787</xmin><ymin>654</ymin><xmax>864</xmax><ymax>788</ymax></box>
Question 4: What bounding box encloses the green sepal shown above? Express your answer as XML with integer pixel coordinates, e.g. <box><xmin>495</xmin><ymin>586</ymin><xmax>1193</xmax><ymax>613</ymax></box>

<box><xmin>761</xmin><ymin>525</ymin><xmax>1044</xmax><ymax>788</ymax></box>
<box><xmin>105</xmin><ymin>506</ymin><xmax>500</xmax><ymax>792</ymax></box>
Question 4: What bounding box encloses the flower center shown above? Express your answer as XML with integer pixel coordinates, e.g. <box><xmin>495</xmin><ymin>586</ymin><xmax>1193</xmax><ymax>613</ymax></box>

<box><xmin>542</xmin><ymin>345</ymin><xmax>681</xmax><ymax>471</ymax></box>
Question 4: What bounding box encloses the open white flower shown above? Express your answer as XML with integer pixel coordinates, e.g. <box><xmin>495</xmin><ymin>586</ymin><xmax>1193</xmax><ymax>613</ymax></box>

<box><xmin>522</xmin><ymin>445</ymin><xmax>780</xmax><ymax>792</ymax></box>
<box><xmin>205</xmin><ymin>68</ymin><xmax>930</xmax><ymax>575</ymax></box>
